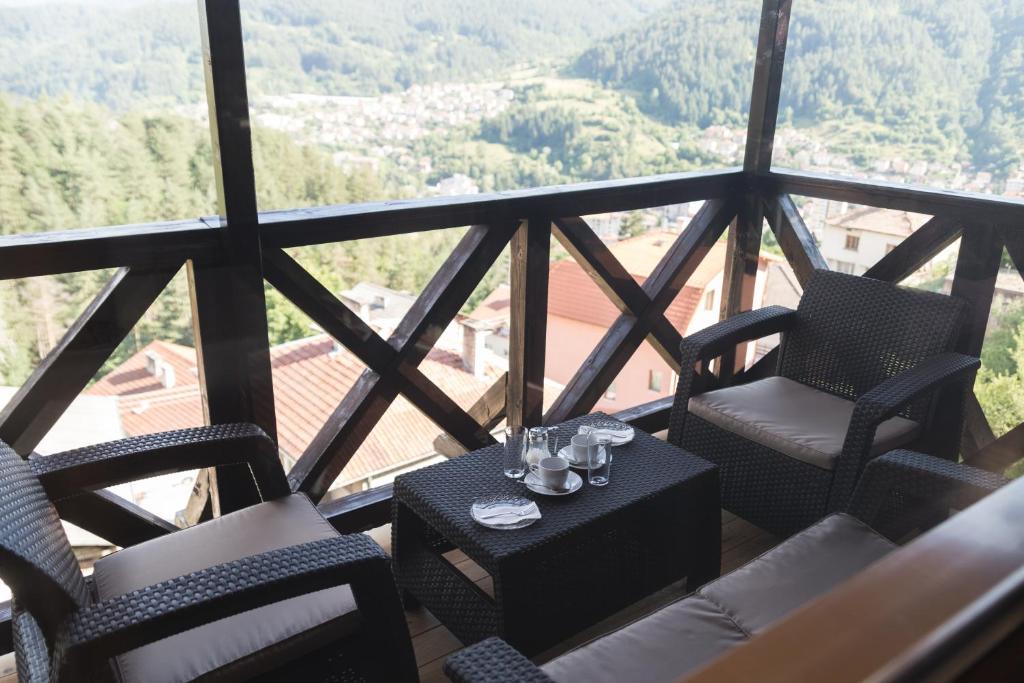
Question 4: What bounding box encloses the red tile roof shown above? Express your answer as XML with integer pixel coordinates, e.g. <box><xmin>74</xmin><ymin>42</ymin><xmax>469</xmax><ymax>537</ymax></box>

<box><xmin>471</xmin><ymin>236</ymin><xmax>730</xmax><ymax>333</ymax></box>
<box><xmin>89</xmin><ymin>335</ymin><xmax>497</xmax><ymax>487</ymax></box>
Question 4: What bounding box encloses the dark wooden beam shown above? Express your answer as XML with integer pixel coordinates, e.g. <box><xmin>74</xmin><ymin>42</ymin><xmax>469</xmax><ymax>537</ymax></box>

<box><xmin>319</xmin><ymin>483</ymin><xmax>394</xmax><ymax>535</ymax></box>
<box><xmin>259</xmin><ymin>169</ymin><xmax>744</xmax><ymax>249</ymax></box>
<box><xmin>612</xmin><ymin>396</ymin><xmax>674</xmax><ymax>435</ymax></box>
<box><xmin>744</xmin><ymin>0</ymin><xmax>793</xmax><ymax>174</ymax></box>
<box><xmin>56</xmin><ymin>490</ymin><xmax>176</xmax><ymax>547</ymax></box>
<box><xmin>763</xmin><ymin>193</ymin><xmax>828</xmax><ymax>285</ymax></box>
<box><xmin>764</xmin><ymin>169</ymin><xmax>1024</xmax><ymax>225</ymax></box>
<box><xmin>969</xmin><ymin>421</ymin><xmax>1024</xmax><ymax>474</ymax></box>
<box><xmin>194</xmin><ymin>0</ymin><xmax>277</xmax><ymax>513</ymax></box>
<box><xmin>552</xmin><ymin>216</ymin><xmax>682</xmax><ymax>371</ymax></box>
<box><xmin>262</xmin><ymin>248</ymin><xmax>494</xmax><ymax>453</ymax></box>
<box><xmin>863</xmin><ymin>216</ymin><xmax>963</xmax><ymax>283</ymax></box>
<box><xmin>289</xmin><ymin>223</ymin><xmax>515</xmax><ymax>501</ymax></box>
<box><xmin>951</xmin><ymin>224</ymin><xmax>1004</xmax><ymax>357</ymax></box>
<box><xmin>0</xmin><ymin>266</ymin><xmax>176</xmax><ymax>455</ymax></box>
<box><xmin>507</xmin><ymin>218</ymin><xmax>551</xmax><ymax>427</ymax></box>
<box><xmin>719</xmin><ymin>194</ymin><xmax>763</xmax><ymax>379</ymax></box>
<box><xmin>544</xmin><ymin>199</ymin><xmax>735</xmax><ymax>424</ymax></box>
<box><xmin>0</xmin><ymin>219</ymin><xmax>218</xmax><ymax>281</ymax></box>
<box><xmin>434</xmin><ymin>373</ymin><xmax>508</xmax><ymax>457</ymax></box>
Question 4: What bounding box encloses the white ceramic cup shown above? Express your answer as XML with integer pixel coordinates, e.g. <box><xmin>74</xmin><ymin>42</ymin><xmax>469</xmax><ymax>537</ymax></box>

<box><xmin>529</xmin><ymin>456</ymin><xmax>570</xmax><ymax>490</ymax></box>
<box><xmin>570</xmin><ymin>434</ymin><xmax>593</xmax><ymax>464</ymax></box>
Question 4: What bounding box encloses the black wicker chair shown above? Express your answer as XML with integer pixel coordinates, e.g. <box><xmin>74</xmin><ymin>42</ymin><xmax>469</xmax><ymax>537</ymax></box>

<box><xmin>442</xmin><ymin>449</ymin><xmax>1009</xmax><ymax>683</ymax></box>
<box><xmin>666</xmin><ymin>269</ymin><xmax>979</xmax><ymax>536</ymax></box>
<box><xmin>0</xmin><ymin>425</ymin><xmax>417</xmax><ymax>683</ymax></box>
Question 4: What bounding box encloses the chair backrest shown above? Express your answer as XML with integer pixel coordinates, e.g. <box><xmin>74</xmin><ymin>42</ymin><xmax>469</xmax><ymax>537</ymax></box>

<box><xmin>779</xmin><ymin>270</ymin><xmax>968</xmax><ymax>421</ymax></box>
<box><xmin>0</xmin><ymin>442</ymin><xmax>89</xmax><ymax>644</ymax></box>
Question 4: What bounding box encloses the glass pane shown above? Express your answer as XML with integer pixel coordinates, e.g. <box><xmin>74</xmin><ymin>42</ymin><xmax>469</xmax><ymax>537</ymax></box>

<box><xmin>242</xmin><ymin>0</ymin><xmax>754</xmax><ymax>210</ymax></box>
<box><xmin>776</xmin><ymin>1</ymin><xmax>1022</xmax><ymax>196</ymax></box>
<box><xmin>0</xmin><ymin>1</ymin><xmax>216</xmax><ymax>232</ymax></box>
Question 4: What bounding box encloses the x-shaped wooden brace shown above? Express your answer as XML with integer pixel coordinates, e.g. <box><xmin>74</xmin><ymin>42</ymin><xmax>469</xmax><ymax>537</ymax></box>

<box><xmin>265</xmin><ymin>222</ymin><xmax>516</xmax><ymax>501</ymax></box>
<box><xmin>544</xmin><ymin>198</ymin><xmax>737</xmax><ymax>425</ymax></box>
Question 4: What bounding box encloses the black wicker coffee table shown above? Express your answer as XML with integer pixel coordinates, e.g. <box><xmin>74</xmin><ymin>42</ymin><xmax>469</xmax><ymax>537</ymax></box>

<box><xmin>392</xmin><ymin>413</ymin><xmax>720</xmax><ymax>656</ymax></box>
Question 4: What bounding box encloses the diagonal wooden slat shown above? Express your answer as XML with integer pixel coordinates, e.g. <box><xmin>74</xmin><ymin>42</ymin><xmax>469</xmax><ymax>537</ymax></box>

<box><xmin>262</xmin><ymin>248</ymin><xmax>494</xmax><ymax>455</ymax></box>
<box><xmin>719</xmin><ymin>195</ymin><xmax>763</xmax><ymax>379</ymax></box>
<box><xmin>762</xmin><ymin>193</ymin><xmax>828</xmax><ymax>285</ymax></box>
<box><xmin>288</xmin><ymin>223</ymin><xmax>517</xmax><ymax>500</ymax></box>
<box><xmin>552</xmin><ymin>216</ymin><xmax>682</xmax><ymax>372</ymax></box>
<box><xmin>999</xmin><ymin>224</ymin><xmax>1024</xmax><ymax>282</ymax></box>
<box><xmin>544</xmin><ymin>199</ymin><xmax>736</xmax><ymax>424</ymax></box>
<box><xmin>968</xmin><ymin>421</ymin><xmax>1024</xmax><ymax>474</ymax></box>
<box><xmin>0</xmin><ymin>265</ymin><xmax>178</xmax><ymax>455</ymax></box>
<box><xmin>433</xmin><ymin>373</ymin><xmax>508</xmax><ymax>457</ymax></box>
<box><xmin>507</xmin><ymin>218</ymin><xmax>551</xmax><ymax>427</ymax></box>
<box><xmin>863</xmin><ymin>215</ymin><xmax>963</xmax><ymax>282</ymax></box>
<box><xmin>55</xmin><ymin>490</ymin><xmax>177</xmax><ymax>547</ymax></box>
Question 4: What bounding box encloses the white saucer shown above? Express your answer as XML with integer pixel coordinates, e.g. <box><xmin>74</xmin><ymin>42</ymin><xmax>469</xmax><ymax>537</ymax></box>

<box><xmin>471</xmin><ymin>495</ymin><xmax>540</xmax><ymax>530</ymax></box>
<box><xmin>524</xmin><ymin>470</ymin><xmax>583</xmax><ymax>496</ymax></box>
<box><xmin>558</xmin><ymin>446</ymin><xmax>613</xmax><ymax>470</ymax></box>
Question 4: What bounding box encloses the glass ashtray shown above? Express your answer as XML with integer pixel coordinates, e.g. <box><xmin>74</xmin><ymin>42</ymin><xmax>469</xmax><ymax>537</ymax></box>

<box><xmin>470</xmin><ymin>494</ymin><xmax>541</xmax><ymax>530</ymax></box>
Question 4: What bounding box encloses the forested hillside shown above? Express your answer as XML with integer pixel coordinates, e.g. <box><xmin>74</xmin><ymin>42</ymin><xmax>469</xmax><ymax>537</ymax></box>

<box><xmin>0</xmin><ymin>94</ymin><xmax>490</xmax><ymax>385</ymax></box>
<box><xmin>0</xmin><ymin>0</ymin><xmax>670</xmax><ymax>108</ymax></box>
<box><xmin>575</xmin><ymin>0</ymin><xmax>1024</xmax><ymax>173</ymax></box>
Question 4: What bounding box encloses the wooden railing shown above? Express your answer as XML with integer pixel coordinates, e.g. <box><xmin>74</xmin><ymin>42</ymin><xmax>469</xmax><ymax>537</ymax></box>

<box><xmin>0</xmin><ymin>0</ymin><xmax>1022</xmax><ymax>659</ymax></box>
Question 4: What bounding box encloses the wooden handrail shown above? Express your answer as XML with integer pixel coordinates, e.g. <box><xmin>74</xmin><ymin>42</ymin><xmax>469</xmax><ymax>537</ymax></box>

<box><xmin>682</xmin><ymin>477</ymin><xmax>1024</xmax><ymax>683</ymax></box>
<box><xmin>764</xmin><ymin>168</ymin><xmax>1024</xmax><ymax>224</ymax></box>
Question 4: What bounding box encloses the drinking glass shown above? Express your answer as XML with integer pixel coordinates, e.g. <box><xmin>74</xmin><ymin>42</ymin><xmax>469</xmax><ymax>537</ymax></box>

<box><xmin>587</xmin><ymin>435</ymin><xmax>612</xmax><ymax>486</ymax></box>
<box><xmin>503</xmin><ymin>425</ymin><xmax>528</xmax><ymax>479</ymax></box>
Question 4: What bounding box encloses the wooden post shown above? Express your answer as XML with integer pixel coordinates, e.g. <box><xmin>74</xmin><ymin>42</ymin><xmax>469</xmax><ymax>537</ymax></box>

<box><xmin>507</xmin><ymin>217</ymin><xmax>551</xmax><ymax>427</ymax></box>
<box><xmin>744</xmin><ymin>0</ymin><xmax>793</xmax><ymax>175</ymax></box>
<box><xmin>192</xmin><ymin>0</ymin><xmax>278</xmax><ymax>513</ymax></box>
<box><xmin>721</xmin><ymin>0</ymin><xmax>793</xmax><ymax>380</ymax></box>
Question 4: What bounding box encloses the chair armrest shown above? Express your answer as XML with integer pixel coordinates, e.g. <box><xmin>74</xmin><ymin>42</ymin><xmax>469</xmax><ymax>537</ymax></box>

<box><xmin>849</xmin><ymin>449</ymin><xmax>1007</xmax><ymax>539</ymax></box>
<box><xmin>444</xmin><ymin>638</ymin><xmax>555</xmax><ymax>683</ymax></box>
<box><xmin>829</xmin><ymin>352</ymin><xmax>981</xmax><ymax>510</ymax></box>
<box><xmin>57</xmin><ymin>534</ymin><xmax>401</xmax><ymax>679</ymax></box>
<box><xmin>30</xmin><ymin>424</ymin><xmax>290</xmax><ymax>502</ymax></box>
<box><xmin>667</xmin><ymin>306</ymin><xmax>798</xmax><ymax>445</ymax></box>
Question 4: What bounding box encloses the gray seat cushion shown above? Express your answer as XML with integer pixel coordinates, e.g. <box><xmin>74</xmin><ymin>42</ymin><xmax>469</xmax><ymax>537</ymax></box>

<box><xmin>688</xmin><ymin>376</ymin><xmax>920</xmax><ymax>470</ymax></box>
<box><xmin>541</xmin><ymin>514</ymin><xmax>894</xmax><ymax>683</ymax></box>
<box><xmin>697</xmin><ymin>513</ymin><xmax>895</xmax><ymax>635</ymax></box>
<box><xmin>93</xmin><ymin>493</ymin><xmax>360</xmax><ymax>683</ymax></box>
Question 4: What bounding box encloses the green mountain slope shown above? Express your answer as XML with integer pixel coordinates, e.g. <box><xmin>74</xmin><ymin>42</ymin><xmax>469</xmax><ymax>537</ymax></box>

<box><xmin>0</xmin><ymin>0</ymin><xmax>670</xmax><ymax>109</ymax></box>
<box><xmin>574</xmin><ymin>0</ymin><xmax>1024</xmax><ymax>172</ymax></box>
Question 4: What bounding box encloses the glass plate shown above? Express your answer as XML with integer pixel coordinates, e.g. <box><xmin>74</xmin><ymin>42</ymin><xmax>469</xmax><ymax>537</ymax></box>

<box><xmin>470</xmin><ymin>495</ymin><xmax>540</xmax><ymax>530</ymax></box>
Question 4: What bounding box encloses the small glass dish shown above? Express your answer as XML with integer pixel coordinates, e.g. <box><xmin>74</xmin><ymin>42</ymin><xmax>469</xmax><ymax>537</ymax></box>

<box><xmin>470</xmin><ymin>494</ymin><xmax>540</xmax><ymax>530</ymax></box>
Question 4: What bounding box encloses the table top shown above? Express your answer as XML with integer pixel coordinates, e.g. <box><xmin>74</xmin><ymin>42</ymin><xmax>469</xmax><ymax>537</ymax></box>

<box><xmin>393</xmin><ymin>413</ymin><xmax>717</xmax><ymax>563</ymax></box>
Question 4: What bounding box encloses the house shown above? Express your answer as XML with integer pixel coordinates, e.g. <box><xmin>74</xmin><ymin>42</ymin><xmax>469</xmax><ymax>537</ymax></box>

<box><xmin>467</xmin><ymin>231</ymin><xmax>799</xmax><ymax>413</ymax></box>
<box><xmin>813</xmin><ymin>203</ymin><xmax>934</xmax><ymax>275</ymax></box>
<box><xmin>87</xmin><ymin>334</ymin><xmax>503</xmax><ymax>517</ymax></box>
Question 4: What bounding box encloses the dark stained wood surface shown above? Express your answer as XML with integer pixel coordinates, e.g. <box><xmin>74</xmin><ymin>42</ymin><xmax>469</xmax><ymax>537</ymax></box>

<box><xmin>289</xmin><ymin>223</ymin><xmax>515</xmax><ymax>501</ymax></box>
<box><xmin>553</xmin><ymin>215</ymin><xmax>683</xmax><ymax>371</ymax></box>
<box><xmin>762</xmin><ymin>193</ymin><xmax>828</xmax><ymax>285</ymax></box>
<box><xmin>263</xmin><ymin>248</ymin><xmax>495</xmax><ymax>454</ymax></box>
<box><xmin>765</xmin><ymin>168</ymin><xmax>1024</xmax><ymax>224</ymax></box>
<box><xmin>544</xmin><ymin>199</ymin><xmax>736</xmax><ymax>425</ymax></box>
<box><xmin>194</xmin><ymin>0</ymin><xmax>278</xmax><ymax>513</ymax></box>
<box><xmin>743</xmin><ymin>0</ymin><xmax>793</xmax><ymax>174</ymax></box>
<box><xmin>507</xmin><ymin>218</ymin><xmax>551</xmax><ymax>427</ymax></box>
<box><xmin>259</xmin><ymin>169</ymin><xmax>745</xmax><ymax>248</ymax></box>
<box><xmin>863</xmin><ymin>215</ymin><xmax>963</xmax><ymax>283</ymax></box>
<box><xmin>719</xmin><ymin>195</ymin><xmax>763</xmax><ymax>378</ymax></box>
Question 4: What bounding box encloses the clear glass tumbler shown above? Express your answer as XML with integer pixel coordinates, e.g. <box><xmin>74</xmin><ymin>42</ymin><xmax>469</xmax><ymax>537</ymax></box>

<box><xmin>588</xmin><ymin>435</ymin><xmax>612</xmax><ymax>486</ymax></box>
<box><xmin>503</xmin><ymin>425</ymin><xmax>528</xmax><ymax>479</ymax></box>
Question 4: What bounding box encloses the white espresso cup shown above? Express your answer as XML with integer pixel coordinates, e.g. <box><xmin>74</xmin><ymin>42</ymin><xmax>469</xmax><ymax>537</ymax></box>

<box><xmin>570</xmin><ymin>433</ymin><xmax>593</xmax><ymax>465</ymax></box>
<box><xmin>529</xmin><ymin>456</ymin><xmax>569</xmax><ymax>490</ymax></box>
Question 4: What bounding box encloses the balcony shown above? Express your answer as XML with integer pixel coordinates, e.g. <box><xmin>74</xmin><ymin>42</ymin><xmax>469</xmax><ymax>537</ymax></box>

<box><xmin>0</xmin><ymin>1</ymin><xmax>1023</xmax><ymax>681</ymax></box>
